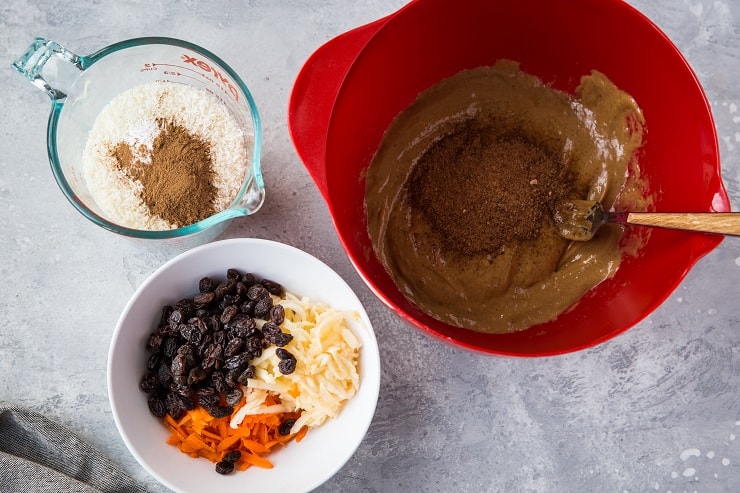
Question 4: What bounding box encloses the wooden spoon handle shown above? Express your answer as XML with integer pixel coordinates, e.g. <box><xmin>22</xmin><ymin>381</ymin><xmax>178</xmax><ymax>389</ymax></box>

<box><xmin>625</xmin><ymin>213</ymin><xmax>740</xmax><ymax>236</ymax></box>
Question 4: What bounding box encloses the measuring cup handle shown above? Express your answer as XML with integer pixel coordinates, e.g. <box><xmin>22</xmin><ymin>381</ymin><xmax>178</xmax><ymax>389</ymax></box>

<box><xmin>12</xmin><ymin>37</ymin><xmax>83</xmax><ymax>100</ymax></box>
<box><xmin>287</xmin><ymin>15</ymin><xmax>390</xmax><ymax>203</ymax></box>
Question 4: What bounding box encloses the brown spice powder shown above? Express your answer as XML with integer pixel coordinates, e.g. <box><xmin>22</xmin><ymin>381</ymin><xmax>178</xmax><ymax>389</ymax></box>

<box><xmin>407</xmin><ymin>119</ymin><xmax>577</xmax><ymax>256</ymax></box>
<box><xmin>111</xmin><ymin>118</ymin><xmax>217</xmax><ymax>227</ymax></box>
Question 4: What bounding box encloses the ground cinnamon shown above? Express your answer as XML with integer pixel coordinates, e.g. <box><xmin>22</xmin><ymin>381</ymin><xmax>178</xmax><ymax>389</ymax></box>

<box><xmin>407</xmin><ymin>119</ymin><xmax>577</xmax><ymax>255</ymax></box>
<box><xmin>112</xmin><ymin>118</ymin><xmax>217</xmax><ymax>227</ymax></box>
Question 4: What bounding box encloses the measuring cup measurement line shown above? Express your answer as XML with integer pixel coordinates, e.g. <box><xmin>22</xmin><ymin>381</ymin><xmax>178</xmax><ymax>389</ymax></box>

<box><xmin>146</xmin><ymin>62</ymin><xmax>240</xmax><ymax>102</ymax></box>
<box><xmin>145</xmin><ymin>63</ymin><xmax>202</xmax><ymax>75</ymax></box>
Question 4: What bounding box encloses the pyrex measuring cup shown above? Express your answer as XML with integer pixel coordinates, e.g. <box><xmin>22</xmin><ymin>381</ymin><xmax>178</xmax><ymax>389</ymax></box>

<box><xmin>13</xmin><ymin>37</ymin><xmax>263</xmax><ymax>251</ymax></box>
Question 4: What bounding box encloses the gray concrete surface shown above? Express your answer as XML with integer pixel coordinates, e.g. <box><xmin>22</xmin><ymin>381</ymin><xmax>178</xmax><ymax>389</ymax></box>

<box><xmin>1</xmin><ymin>1</ymin><xmax>738</xmax><ymax>491</ymax></box>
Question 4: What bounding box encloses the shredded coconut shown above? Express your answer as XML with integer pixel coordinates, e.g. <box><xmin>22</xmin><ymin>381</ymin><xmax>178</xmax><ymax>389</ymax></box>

<box><xmin>82</xmin><ymin>82</ymin><xmax>251</xmax><ymax>230</ymax></box>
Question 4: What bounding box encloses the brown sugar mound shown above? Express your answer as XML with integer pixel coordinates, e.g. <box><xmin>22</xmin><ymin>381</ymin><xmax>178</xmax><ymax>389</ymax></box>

<box><xmin>112</xmin><ymin>118</ymin><xmax>218</xmax><ymax>228</ymax></box>
<box><xmin>407</xmin><ymin>120</ymin><xmax>577</xmax><ymax>256</ymax></box>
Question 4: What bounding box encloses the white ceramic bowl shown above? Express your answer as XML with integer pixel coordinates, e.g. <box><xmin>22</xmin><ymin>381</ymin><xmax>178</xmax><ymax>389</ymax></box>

<box><xmin>108</xmin><ymin>238</ymin><xmax>380</xmax><ymax>492</ymax></box>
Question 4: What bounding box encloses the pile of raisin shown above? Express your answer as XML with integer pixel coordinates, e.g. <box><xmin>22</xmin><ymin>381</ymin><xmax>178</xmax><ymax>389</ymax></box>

<box><xmin>140</xmin><ymin>268</ymin><xmax>297</xmax><ymax>425</ymax></box>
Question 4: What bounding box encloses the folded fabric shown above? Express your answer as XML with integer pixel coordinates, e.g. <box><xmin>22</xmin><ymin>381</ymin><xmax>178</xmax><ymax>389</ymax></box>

<box><xmin>0</xmin><ymin>404</ymin><xmax>148</xmax><ymax>493</ymax></box>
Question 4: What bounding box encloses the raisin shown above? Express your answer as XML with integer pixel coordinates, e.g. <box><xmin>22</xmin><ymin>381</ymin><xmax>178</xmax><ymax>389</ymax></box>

<box><xmin>225</xmin><ymin>388</ymin><xmax>243</xmax><ymax>406</ymax></box>
<box><xmin>177</xmin><ymin>344</ymin><xmax>196</xmax><ymax>359</ymax></box>
<box><xmin>246</xmin><ymin>284</ymin><xmax>269</xmax><ymax>301</ymax></box>
<box><xmin>178</xmin><ymin>393</ymin><xmax>196</xmax><ymax>411</ymax></box>
<box><xmin>275</xmin><ymin>348</ymin><xmax>293</xmax><ymax>360</ymax></box>
<box><xmin>199</xmin><ymin>357</ymin><xmax>214</xmax><ymax>371</ymax></box>
<box><xmin>147</xmin><ymin>396</ymin><xmax>167</xmax><ymax>418</ymax></box>
<box><xmin>207</xmin><ymin>404</ymin><xmax>234</xmax><ymax>418</ymax></box>
<box><xmin>278</xmin><ymin>357</ymin><xmax>296</xmax><ymax>375</ymax></box>
<box><xmin>188</xmin><ymin>326</ymin><xmax>203</xmax><ymax>346</ymax></box>
<box><xmin>146</xmin><ymin>352</ymin><xmax>159</xmax><ymax>371</ymax></box>
<box><xmin>191</xmin><ymin>316</ymin><xmax>208</xmax><ymax>332</ymax></box>
<box><xmin>204</xmin><ymin>315</ymin><xmax>221</xmax><ymax>332</ymax></box>
<box><xmin>220</xmin><ymin>304</ymin><xmax>239</xmax><ymax>324</ymax></box>
<box><xmin>199</xmin><ymin>277</ymin><xmax>215</xmax><ymax>293</ymax></box>
<box><xmin>157</xmin><ymin>363</ymin><xmax>172</xmax><ymax>388</ymax></box>
<box><xmin>168</xmin><ymin>309</ymin><xmax>183</xmax><ymax>326</ymax></box>
<box><xmin>146</xmin><ymin>333</ymin><xmax>164</xmax><ymax>353</ymax></box>
<box><xmin>159</xmin><ymin>306</ymin><xmax>173</xmax><ymax>326</ymax></box>
<box><xmin>212</xmin><ymin>330</ymin><xmax>226</xmax><ymax>346</ymax></box>
<box><xmin>261</xmin><ymin>279</ymin><xmax>284</xmax><ymax>297</ymax></box>
<box><xmin>279</xmin><ymin>418</ymin><xmax>296</xmax><ymax>436</ymax></box>
<box><xmin>165</xmin><ymin>392</ymin><xmax>186</xmax><ymax>420</ymax></box>
<box><xmin>187</xmin><ymin>367</ymin><xmax>207</xmax><ymax>385</ymax></box>
<box><xmin>269</xmin><ymin>305</ymin><xmax>285</xmax><ymax>325</ymax></box>
<box><xmin>222</xmin><ymin>450</ymin><xmax>242</xmax><ymax>463</ymax></box>
<box><xmin>201</xmin><ymin>344</ymin><xmax>223</xmax><ymax>371</ymax></box>
<box><xmin>225</xmin><ymin>369</ymin><xmax>240</xmax><ymax>388</ymax></box>
<box><xmin>224</xmin><ymin>352</ymin><xmax>250</xmax><ymax>371</ymax></box>
<box><xmin>214</xmin><ymin>279</ymin><xmax>236</xmax><ymax>299</ymax></box>
<box><xmin>163</xmin><ymin>338</ymin><xmax>179</xmax><ymax>358</ymax></box>
<box><xmin>169</xmin><ymin>382</ymin><xmax>191</xmax><ymax>397</ymax></box>
<box><xmin>253</xmin><ymin>297</ymin><xmax>272</xmax><ymax>319</ymax></box>
<box><xmin>230</xmin><ymin>317</ymin><xmax>256</xmax><ymax>338</ymax></box>
<box><xmin>197</xmin><ymin>391</ymin><xmax>219</xmax><ymax>409</ymax></box>
<box><xmin>171</xmin><ymin>353</ymin><xmax>188</xmax><ymax>376</ymax></box>
<box><xmin>140</xmin><ymin>373</ymin><xmax>158</xmax><ymax>394</ymax></box>
<box><xmin>223</xmin><ymin>294</ymin><xmax>241</xmax><ymax>306</ymax></box>
<box><xmin>174</xmin><ymin>299</ymin><xmax>197</xmax><ymax>319</ymax></box>
<box><xmin>235</xmin><ymin>282</ymin><xmax>248</xmax><ymax>296</ymax></box>
<box><xmin>273</xmin><ymin>332</ymin><xmax>294</xmax><ymax>347</ymax></box>
<box><xmin>239</xmin><ymin>300</ymin><xmax>255</xmax><ymax>315</ymax></box>
<box><xmin>223</xmin><ymin>338</ymin><xmax>243</xmax><ymax>358</ymax></box>
<box><xmin>211</xmin><ymin>371</ymin><xmax>228</xmax><ymax>394</ymax></box>
<box><xmin>193</xmin><ymin>292</ymin><xmax>215</xmax><ymax>305</ymax></box>
<box><xmin>215</xmin><ymin>460</ymin><xmax>234</xmax><ymax>475</ymax></box>
<box><xmin>241</xmin><ymin>272</ymin><xmax>257</xmax><ymax>286</ymax></box>
<box><xmin>197</xmin><ymin>334</ymin><xmax>213</xmax><ymax>357</ymax></box>
<box><xmin>246</xmin><ymin>336</ymin><xmax>263</xmax><ymax>358</ymax></box>
<box><xmin>237</xmin><ymin>366</ymin><xmax>256</xmax><ymax>385</ymax></box>
<box><xmin>262</xmin><ymin>321</ymin><xmax>280</xmax><ymax>338</ymax></box>
<box><xmin>178</xmin><ymin>324</ymin><xmax>193</xmax><ymax>341</ymax></box>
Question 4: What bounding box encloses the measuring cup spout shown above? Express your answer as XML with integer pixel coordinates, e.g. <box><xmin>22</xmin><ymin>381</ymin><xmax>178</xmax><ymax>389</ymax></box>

<box><xmin>12</xmin><ymin>37</ymin><xmax>84</xmax><ymax>100</ymax></box>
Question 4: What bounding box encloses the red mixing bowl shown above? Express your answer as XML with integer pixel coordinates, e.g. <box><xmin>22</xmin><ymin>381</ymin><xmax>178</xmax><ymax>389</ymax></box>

<box><xmin>288</xmin><ymin>0</ymin><xmax>730</xmax><ymax>356</ymax></box>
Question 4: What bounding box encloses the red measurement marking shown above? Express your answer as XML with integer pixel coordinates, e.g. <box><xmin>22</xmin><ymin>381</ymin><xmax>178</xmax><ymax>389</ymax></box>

<box><xmin>153</xmin><ymin>63</ymin><xmax>201</xmax><ymax>75</ymax></box>
<box><xmin>180</xmin><ymin>54</ymin><xmax>239</xmax><ymax>102</ymax></box>
<box><xmin>144</xmin><ymin>59</ymin><xmax>239</xmax><ymax>102</ymax></box>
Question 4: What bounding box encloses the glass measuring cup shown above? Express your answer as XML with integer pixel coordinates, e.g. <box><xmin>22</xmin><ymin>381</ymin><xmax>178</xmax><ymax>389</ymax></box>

<box><xmin>12</xmin><ymin>37</ymin><xmax>263</xmax><ymax>252</ymax></box>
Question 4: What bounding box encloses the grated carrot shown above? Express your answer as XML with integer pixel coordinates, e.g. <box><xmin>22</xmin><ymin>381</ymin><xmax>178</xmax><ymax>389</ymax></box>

<box><xmin>163</xmin><ymin>395</ymin><xmax>307</xmax><ymax>472</ymax></box>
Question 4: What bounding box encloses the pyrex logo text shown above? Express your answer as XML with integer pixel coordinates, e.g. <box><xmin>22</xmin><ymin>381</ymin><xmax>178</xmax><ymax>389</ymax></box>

<box><xmin>182</xmin><ymin>54</ymin><xmax>239</xmax><ymax>101</ymax></box>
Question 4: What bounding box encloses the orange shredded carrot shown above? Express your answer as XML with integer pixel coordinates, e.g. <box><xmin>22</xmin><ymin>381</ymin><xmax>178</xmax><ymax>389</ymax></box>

<box><xmin>294</xmin><ymin>425</ymin><xmax>309</xmax><ymax>443</ymax></box>
<box><xmin>162</xmin><ymin>395</ymin><xmax>305</xmax><ymax>472</ymax></box>
<box><xmin>241</xmin><ymin>451</ymin><xmax>274</xmax><ymax>469</ymax></box>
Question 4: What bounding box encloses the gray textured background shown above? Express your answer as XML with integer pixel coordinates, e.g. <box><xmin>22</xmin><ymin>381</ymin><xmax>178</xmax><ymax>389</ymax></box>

<box><xmin>1</xmin><ymin>1</ymin><xmax>738</xmax><ymax>492</ymax></box>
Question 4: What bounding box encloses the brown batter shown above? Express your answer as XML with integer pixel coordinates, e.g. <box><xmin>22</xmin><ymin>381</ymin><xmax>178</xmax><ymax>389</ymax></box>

<box><xmin>365</xmin><ymin>61</ymin><xmax>648</xmax><ymax>334</ymax></box>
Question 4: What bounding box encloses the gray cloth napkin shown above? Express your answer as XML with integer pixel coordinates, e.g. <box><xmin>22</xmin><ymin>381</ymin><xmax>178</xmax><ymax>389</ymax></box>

<box><xmin>0</xmin><ymin>404</ymin><xmax>149</xmax><ymax>493</ymax></box>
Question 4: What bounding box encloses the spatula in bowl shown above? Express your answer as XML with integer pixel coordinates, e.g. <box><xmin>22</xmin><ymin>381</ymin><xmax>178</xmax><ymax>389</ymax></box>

<box><xmin>553</xmin><ymin>199</ymin><xmax>740</xmax><ymax>241</ymax></box>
